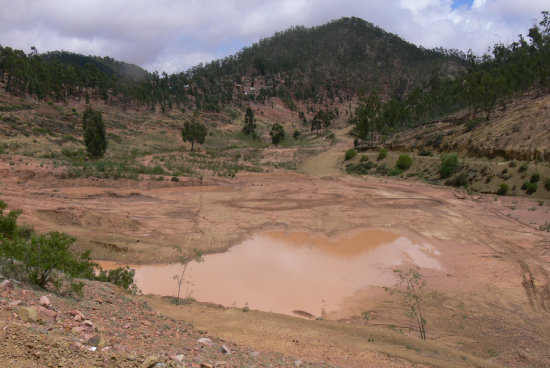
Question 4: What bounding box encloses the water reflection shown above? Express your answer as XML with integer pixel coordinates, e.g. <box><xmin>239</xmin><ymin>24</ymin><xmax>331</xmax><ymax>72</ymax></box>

<box><xmin>98</xmin><ymin>229</ymin><xmax>442</xmax><ymax>317</ymax></box>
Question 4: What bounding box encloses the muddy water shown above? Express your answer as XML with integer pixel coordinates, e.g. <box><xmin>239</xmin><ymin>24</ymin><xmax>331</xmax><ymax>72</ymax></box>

<box><xmin>98</xmin><ymin>229</ymin><xmax>442</xmax><ymax>317</ymax></box>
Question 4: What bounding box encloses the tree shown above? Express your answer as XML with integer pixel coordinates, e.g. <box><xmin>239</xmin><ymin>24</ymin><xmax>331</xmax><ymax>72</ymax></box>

<box><xmin>242</xmin><ymin>107</ymin><xmax>256</xmax><ymax>137</ymax></box>
<box><xmin>181</xmin><ymin>120</ymin><xmax>207</xmax><ymax>151</ymax></box>
<box><xmin>355</xmin><ymin>91</ymin><xmax>381</xmax><ymax>141</ymax></box>
<box><xmin>173</xmin><ymin>246</ymin><xmax>204</xmax><ymax>305</ymax></box>
<box><xmin>82</xmin><ymin>106</ymin><xmax>107</xmax><ymax>159</ymax></box>
<box><xmin>386</xmin><ymin>267</ymin><xmax>428</xmax><ymax>340</ymax></box>
<box><xmin>270</xmin><ymin>123</ymin><xmax>285</xmax><ymax>144</ymax></box>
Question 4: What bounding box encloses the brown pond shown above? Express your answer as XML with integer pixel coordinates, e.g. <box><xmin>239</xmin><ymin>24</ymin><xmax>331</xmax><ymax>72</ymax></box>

<box><xmin>98</xmin><ymin>229</ymin><xmax>442</xmax><ymax>317</ymax></box>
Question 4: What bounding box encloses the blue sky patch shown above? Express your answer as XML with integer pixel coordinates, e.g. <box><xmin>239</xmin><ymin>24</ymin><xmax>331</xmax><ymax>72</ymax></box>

<box><xmin>452</xmin><ymin>0</ymin><xmax>474</xmax><ymax>9</ymax></box>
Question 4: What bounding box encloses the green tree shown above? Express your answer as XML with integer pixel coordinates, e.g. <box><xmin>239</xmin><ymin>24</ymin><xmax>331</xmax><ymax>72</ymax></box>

<box><xmin>439</xmin><ymin>153</ymin><xmax>459</xmax><ymax>179</ymax></box>
<box><xmin>270</xmin><ymin>123</ymin><xmax>285</xmax><ymax>144</ymax></box>
<box><xmin>396</xmin><ymin>154</ymin><xmax>413</xmax><ymax>171</ymax></box>
<box><xmin>355</xmin><ymin>92</ymin><xmax>381</xmax><ymax>141</ymax></box>
<box><xmin>181</xmin><ymin>120</ymin><xmax>207</xmax><ymax>151</ymax></box>
<box><xmin>243</xmin><ymin>107</ymin><xmax>257</xmax><ymax>137</ymax></box>
<box><xmin>82</xmin><ymin>106</ymin><xmax>107</xmax><ymax>159</ymax></box>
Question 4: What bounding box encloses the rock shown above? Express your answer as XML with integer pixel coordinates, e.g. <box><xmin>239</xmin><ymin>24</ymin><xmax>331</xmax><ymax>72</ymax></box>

<box><xmin>141</xmin><ymin>355</ymin><xmax>159</xmax><ymax>368</ymax></box>
<box><xmin>86</xmin><ymin>334</ymin><xmax>106</xmax><ymax>348</ymax></box>
<box><xmin>294</xmin><ymin>360</ymin><xmax>303</xmax><ymax>367</ymax></box>
<box><xmin>215</xmin><ymin>361</ymin><xmax>228</xmax><ymax>367</ymax></box>
<box><xmin>82</xmin><ymin>320</ymin><xmax>93</xmax><ymax>327</ymax></box>
<box><xmin>250</xmin><ymin>351</ymin><xmax>260</xmax><ymax>357</ymax></box>
<box><xmin>170</xmin><ymin>354</ymin><xmax>185</xmax><ymax>362</ymax></box>
<box><xmin>16</xmin><ymin>306</ymin><xmax>40</xmax><ymax>323</ymax></box>
<box><xmin>123</xmin><ymin>323</ymin><xmax>131</xmax><ymax>329</ymax></box>
<box><xmin>36</xmin><ymin>306</ymin><xmax>57</xmax><ymax>322</ymax></box>
<box><xmin>1</xmin><ymin>280</ymin><xmax>14</xmax><ymax>290</ymax></box>
<box><xmin>200</xmin><ymin>364</ymin><xmax>213</xmax><ymax>368</ymax></box>
<box><xmin>38</xmin><ymin>296</ymin><xmax>51</xmax><ymax>307</ymax></box>
<box><xmin>153</xmin><ymin>364</ymin><xmax>167</xmax><ymax>368</ymax></box>
<box><xmin>197</xmin><ymin>337</ymin><xmax>213</xmax><ymax>346</ymax></box>
<box><xmin>220</xmin><ymin>345</ymin><xmax>230</xmax><ymax>354</ymax></box>
<box><xmin>68</xmin><ymin>310</ymin><xmax>85</xmax><ymax>320</ymax></box>
<box><xmin>74</xmin><ymin>315</ymin><xmax>82</xmax><ymax>322</ymax></box>
<box><xmin>8</xmin><ymin>300</ymin><xmax>23</xmax><ymax>307</ymax></box>
<box><xmin>71</xmin><ymin>326</ymin><xmax>87</xmax><ymax>334</ymax></box>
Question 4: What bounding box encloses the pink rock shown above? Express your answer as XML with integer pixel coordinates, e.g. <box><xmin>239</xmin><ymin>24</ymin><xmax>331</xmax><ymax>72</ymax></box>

<box><xmin>1</xmin><ymin>280</ymin><xmax>14</xmax><ymax>290</ymax></box>
<box><xmin>8</xmin><ymin>300</ymin><xmax>23</xmax><ymax>308</ymax></box>
<box><xmin>38</xmin><ymin>296</ymin><xmax>51</xmax><ymax>307</ymax></box>
<box><xmin>68</xmin><ymin>310</ymin><xmax>85</xmax><ymax>319</ymax></box>
<box><xmin>36</xmin><ymin>306</ymin><xmax>57</xmax><ymax>322</ymax></box>
<box><xmin>82</xmin><ymin>320</ymin><xmax>93</xmax><ymax>327</ymax></box>
<box><xmin>74</xmin><ymin>315</ymin><xmax>82</xmax><ymax>322</ymax></box>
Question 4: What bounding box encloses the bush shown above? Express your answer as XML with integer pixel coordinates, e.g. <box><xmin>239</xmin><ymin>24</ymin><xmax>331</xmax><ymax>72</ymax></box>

<box><xmin>82</xmin><ymin>106</ymin><xmax>107</xmax><ymax>159</ymax></box>
<box><xmin>530</xmin><ymin>173</ymin><xmax>540</xmax><ymax>183</ymax></box>
<box><xmin>497</xmin><ymin>182</ymin><xmax>509</xmax><ymax>195</ymax></box>
<box><xmin>439</xmin><ymin>153</ymin><xmax>459</xmax><ymax>179</ymax></box>
<box><xmin>388</xmin><ymin>167</ymin><xmax>403</xmax><ymax>176</ymax></box>
<box><xmin>345</xmin><ymin>161</ymin><xmax>373</xmax><ymax>175</ymax></box>
<box><xmin>269</xmin><ymin>123</ymin><xmax>285</xmax><ymax>144</ymax></box>
<box><xmin>447</xmin><ymin>172</ymin><xmax>468</xmax><ymax>187</ymax></box>
<box><xmin>96</xmin><ymin>266</ymin><xmax>137</xmax><ymax>294</ymax></box>
<box><xmin>293</xmin><ymin>130</ymin><xmax>301</xmax><ymax>140</ymax></box>
<box><xmin>395</xmin><ymin>154</ymin><xmax>413</xmax><ymax>171</ymax></box>
<box><xmin>518</xmin><ymin>163</ymin><xmax>528</xmax><ymax>173</ymax></box>
<box><xmin>0</xmin><ymin>201</ymin><xmax>135</xmax><ymax>294</ymax></box>
<box><xmin>545</xmin><ymin>178</ymin><xmax>550</xmax><ymax>191</ymax></box>
<box><xmin>345</xmin><ymin>149</ymin><xmax>357</xmax><ymax>161</ymax></box>
<box><xmin>360</xmin><ymin>155</ymin><xmax>369</xmax><ymax>162</ymax></box>
<box><xmin>522</xmin><ymin>181</ymin><xmax>538</xmax><ymax>194</ymax></box>
<box><xmin>377</xmin><ymin>148</ymin><xmax>388</xmax><ymax>161</ymax></box>
<box><xmin>1</xmin><ymin>230</ymin><xmax>94</xmax><ymax>291</ymax></box>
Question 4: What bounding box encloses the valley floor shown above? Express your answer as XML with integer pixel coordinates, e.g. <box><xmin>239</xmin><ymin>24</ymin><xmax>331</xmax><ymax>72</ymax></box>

<box><xmin>1</xmin><ymin>150</ymin><xmax>550</xmax><ymax>367</ymax></box>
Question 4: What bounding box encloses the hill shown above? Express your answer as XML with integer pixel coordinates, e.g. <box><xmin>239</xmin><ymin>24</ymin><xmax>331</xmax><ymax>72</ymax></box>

<box><xmin>0</xmin><ymin>16</ymin><xmax>465</xmax><ymax>113</ymax></box>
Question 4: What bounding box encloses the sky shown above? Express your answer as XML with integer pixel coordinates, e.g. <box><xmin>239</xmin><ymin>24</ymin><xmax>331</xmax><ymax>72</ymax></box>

<box><xmin>0</xmin><ymin>0</ymin><xmax>549</xmax><ymax>74</ymax></box>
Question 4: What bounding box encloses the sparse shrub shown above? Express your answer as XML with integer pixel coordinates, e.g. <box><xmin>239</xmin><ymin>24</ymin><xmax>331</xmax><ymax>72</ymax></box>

<box><xmin>518</xmin><ymin>163</ymin><xmax>528</xmax><ymax>173</ymax></box>
<box><xmin>540</xmin><ymin>222</ymin><xmax>550</xmax><ymax>232</ymax></box>
<box><xmin>530</xmin><ymin>173</ymin><xmax>540</xmax><ymax>183</ymax></box>
<box><xmin>377</xmin><ymin>148</ymin><xmax>388</xmax><ymax>161</ymax></box>
<box><xmin>375</xmin><ymin>164</ymin><xmax>388</xmax><ymax>175</ymax></box>
<box><xmin>545</xmin><ymin>178</ymin><xmax>550</xmax><ymax>191</ymax></box>
<box><xmin>447</xmin><ymin>172</ymin><xmax>468</xmax><ymax>187</ymax></box>
<box><xmin>345</xmin><ymin>149</ymin><xmax>357</xmax><ymax>161</ymax></box>
<box><xmin>465</xmin><ymin>118</ymin><xmax>482</xmax><ymax>132</ymax></box>
<box><xmin>360</xmin><ymin>155</ymin><xmax>369</xmax><ymax>162</ymax></box>
<box><xmin>497</xmin><ymin>183</ymin><xmax>509</xmax><ymax>195</ymax></box>
<box><xmin>522</xmin><ymin>181</ymin><xmax>538</xmax><ymax>194</ymax></box>
<box><xmin>439</xmin><ymin>153</ymin><xmax>459</xmax><ymax>179</ymax></box>
<box><xmin>538</xmin><ymin>200</ymin><xmax>544</xmax><ymax>206</ymax></box>
<box><xmin>96</xmin><ymin>266</ymin><xmax>137</xmax><ymax>294</ymax></box>
<box><xmin>509</xmin><ymin>160</ymin><xmax>517</xmax><ymax>168</ymax></box>
<box><xmin>345</xmin><ymin>161</ymin><xmax>373</xmax><ymax>175</ymax></box>
<box><xmin>171</xmin><ymin>176</ymin><xmax>180</xmax><ymax>182</ymax></box>
<box><xmin>418</xmin><ymin>149</ymin><xmax>432</xmax><ymax>157</ymax></box>
<box><xmin>388</xmin><ymin>167</ymin><xmax>403</xmax><ymax>176</ymax></box>
<box><xmin>395</xmin><ymin>154</ymin><xmax>413</xmax><ymax>171</ymax></box>
<box><xmin>293</xmin><ymin>130</ymin><xmax>301</xmax><ymax>140</ymax></box>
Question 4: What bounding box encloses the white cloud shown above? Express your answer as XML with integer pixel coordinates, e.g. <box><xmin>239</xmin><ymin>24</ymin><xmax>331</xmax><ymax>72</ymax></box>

<box><xmin>0</xmin><ymin>0</ymin><xmax>549</xmax><ymax>73</ymax></box>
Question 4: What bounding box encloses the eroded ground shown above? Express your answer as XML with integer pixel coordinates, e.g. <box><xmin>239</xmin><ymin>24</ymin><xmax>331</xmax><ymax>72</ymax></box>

<box><xmin>1</xmin><ymin>149</ymin><xmax>550</xmax><ymax>366</ymax></box>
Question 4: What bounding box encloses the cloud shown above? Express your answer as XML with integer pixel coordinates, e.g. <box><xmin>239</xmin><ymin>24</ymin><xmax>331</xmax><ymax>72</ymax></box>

<box><xmin>0</xmin><ymin>0</ymin><xmax>549</xmax><ymax>73</ymax></box>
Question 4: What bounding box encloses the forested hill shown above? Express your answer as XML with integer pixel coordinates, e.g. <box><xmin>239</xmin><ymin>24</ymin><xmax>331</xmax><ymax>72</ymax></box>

<box><xmin>187</xmin><ymin>17</ymin><xmax>466</xmax><ymax>101</ymax></box>
<box><xmin>41</xmin><ymin>51</ymin><xmax>147</xmax><ymax>81</ymax></box>
<box><xmin>0</xmin><ymin>16</ymin><xmax>465</xmax><ymax>113</ymax></box>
